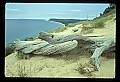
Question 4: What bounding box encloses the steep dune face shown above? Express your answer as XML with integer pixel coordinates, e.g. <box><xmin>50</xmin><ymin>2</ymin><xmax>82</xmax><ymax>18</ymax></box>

<box><xmin>5</xmin><ymin>15</ymin><xmax>116</xmax><ymax>78</ymax></box>
<box><xmin>90</xmin><ymin>18</ymin><xmax>116</xmax><ymax>38</ymax></box>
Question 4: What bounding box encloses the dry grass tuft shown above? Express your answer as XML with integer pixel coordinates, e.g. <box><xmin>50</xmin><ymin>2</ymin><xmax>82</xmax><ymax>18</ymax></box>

<box><xmin>16</xmin><ymin>51</ymin><xmax>31</xmax><ymax>60</ymax></box>
<box><xmin>76</xmin><ymin>62</ymin><xmax>95</xmax><ymax>77</ymax></box>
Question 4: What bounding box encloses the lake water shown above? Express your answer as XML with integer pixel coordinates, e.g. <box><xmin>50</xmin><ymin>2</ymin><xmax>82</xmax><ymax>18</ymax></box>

<box><xmin>5</xmin><ymin>19</ymin><xmax>64</xmax><ymax>47</ymax></box>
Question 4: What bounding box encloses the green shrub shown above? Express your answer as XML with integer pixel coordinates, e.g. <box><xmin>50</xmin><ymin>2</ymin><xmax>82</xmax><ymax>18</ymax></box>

<box><xmin>16</xmin><ymin>51</ymin><xmax>30</xmax><ymax>60</ymax></box>
<box><xmin>76</xmin><ymin>63</ymin><xmax>94</xmax><ymax>77</ymax></box>
<box><xmin>25</xmin><ymin>37</ymin><xmax>34</xmax><ymax>41</ymax></box>
<box><xmin>80</xmin><ymin>27</ymin><xmax>94</xmax><ymax>34</ymax></box>
<box><xmin>67</xmin><ymin>23</ymin><xmax>76</xmax><ymax>27</ymax></box>
<box><xmin>94</xmin><ymin>20</ymin><xmax>104</xmax><ymax>28</ymax></box>
<box><xmin>5</xmin><ymin>43</ymin><xmax>15</xmax><ymax>57</ymax></box>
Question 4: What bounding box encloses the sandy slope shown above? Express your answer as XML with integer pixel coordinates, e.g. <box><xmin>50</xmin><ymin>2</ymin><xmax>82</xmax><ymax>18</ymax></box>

<box><xmin>5</xmin><ymin>18</ymin><xmax>116</xmax><ymax>78</ymax></box>
<box><xmin>5</xmin><ymin>52</ymin><xmax>115</xmax><ymax>78</ymax></box>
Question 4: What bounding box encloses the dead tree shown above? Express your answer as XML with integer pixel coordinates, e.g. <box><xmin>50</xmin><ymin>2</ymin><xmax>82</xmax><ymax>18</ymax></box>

<box><xmin>14</xmin><ymin>39</ymin><xmax>78</xmax><ymax>55</ymax></box>
<box><xmin>14</xmin><ymin>31</ymin><xmax>115</xmax><ymax>71</ymax></box>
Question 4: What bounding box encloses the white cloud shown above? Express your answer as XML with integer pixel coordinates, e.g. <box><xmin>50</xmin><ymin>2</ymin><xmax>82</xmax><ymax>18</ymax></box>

<box><xmin>6</xmin><ymin>12</ymin><xmax>63</xmax><ymax>16</ymax></box>
<box><xmin>68</xmin><ymin>10</ymin><xmax>82</xmax><ymax>12</ymax></box>
<box><xmin>6</xmin><ymin>8</ymin><xmax>19</xmax><ymax>11</ymax></box>
<box><xmin>26</xmin><ymin>12</ymin><xmax>63</xmax><ymax>15</ymax></box>
<box><xmin>40</xmin><ymin>12</ymin><xmax>63</xmax><ymax>15</ymax></box>
<box><xmin>55</xmin><ymin>9</ymin><xmax>82</xmax><ymax>12</ymax></box>
<box><xmin>6</xmin><ymin>3</ymin><xmax>81</xmax><ymax>5</ymax></box>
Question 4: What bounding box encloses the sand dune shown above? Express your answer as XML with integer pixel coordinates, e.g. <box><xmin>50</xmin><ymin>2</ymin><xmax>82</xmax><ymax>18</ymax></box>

<box><xmin>5</xmin><ymin>17</ymin><xmax>116</xmax><ymax>78</ymax></box>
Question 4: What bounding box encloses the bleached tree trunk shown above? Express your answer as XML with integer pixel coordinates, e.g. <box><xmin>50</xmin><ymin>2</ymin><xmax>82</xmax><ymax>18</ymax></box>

<box><xmin>14</xmin><ymin>39</ymin><xmax>78</xmax><ymax>55</ymax></box>
<box><xmin>14</xmin><ymin>31</ymin><xmax>115</xmax><ymax>70</ymax></box>
<box><xmin>38</xmin><ymin>31</ymin><xmax>95</xmax><ymax>44</ymax></box>
<box><xmin>89</xmin><ymin>38</ymin><xmax>115</xmax><ymax>70</ymax></box>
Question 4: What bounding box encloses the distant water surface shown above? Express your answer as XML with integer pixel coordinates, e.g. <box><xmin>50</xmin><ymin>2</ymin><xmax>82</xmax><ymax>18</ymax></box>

<box><xmin>5</xmin><ymin>19</ymin><xmax>64</xmax><ymax>47</ymax></box>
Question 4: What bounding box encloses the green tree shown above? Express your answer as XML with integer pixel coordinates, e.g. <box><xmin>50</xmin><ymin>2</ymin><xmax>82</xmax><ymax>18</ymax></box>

<box><xmin>100</xmin><ymin>13</ymin><xmax>102</xmax><ymax>16</ymax></box>
<box><xmin>109</xmin><ymin>4</ymin><xmax>116</xmax><ymax>8</ymax></box>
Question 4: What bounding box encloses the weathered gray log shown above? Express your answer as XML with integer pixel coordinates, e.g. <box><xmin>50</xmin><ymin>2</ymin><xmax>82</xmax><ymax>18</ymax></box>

<box><xmin>38</xmin><ymin>32</ymin><xmax>115</xmax><ymax>70</ymax></box>
<box><xmin>38</xmin><ymin>31</ymin><xmax>115</xmax><ymax>52</ymax></box>
<box><xmin>38</xmin><ymin>31</ymin><xmax>95</xmax><ymax>44</ymax></box>
<box><xmin>89</xmin><ymin>38</ymin><xmax>115</xmax><ymax>71</ymax></box>
<box><xmin>33</xmin><ymin>40</ymin><xmax>78</xmax><ymax>55</ymax></box>
<box><xmin>14</xmin><ymin>32</ymin><xmax>115</xmax><ymax>71</ymax></box>
<box><xmin>21</xmin><ymin>41</ymin><xmax>49</xmax><ymax>54</ymax></box>
<box><xmin>14</xmin><ymin>39</ymin><xmax>47</xmax><ymax>51</ymax></box>
<box><xmin>14</xmin><ymin>39</ymin><xmax>78</xmax><ymax>55</ymax></box>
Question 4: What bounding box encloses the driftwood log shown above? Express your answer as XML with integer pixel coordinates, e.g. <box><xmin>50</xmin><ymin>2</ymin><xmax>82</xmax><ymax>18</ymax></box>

<box><xmin>38</xmin><ymin>31</ymin><xmax>95</xmax><ymax>44</ymax></box>
<box><xmin>14</xmin><ymin>39</ymin><xmax>78</xmax><ymax>55</ymax></box>
<box><xmin>14</xmin><ymin>31</ymin><xmax>115</xmax><ymax>71</ymax></box>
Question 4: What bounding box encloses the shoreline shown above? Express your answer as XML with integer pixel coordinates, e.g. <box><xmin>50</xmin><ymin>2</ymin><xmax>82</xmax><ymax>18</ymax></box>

<box><xmin>48</xmin><ymin>20</ymin><xmax>65</xmax><ymax>27</ymax></box>
<box><xmin>4</xmin><ymin>19</ymin><xmax>65</xmax><ymax>48</ymax></box>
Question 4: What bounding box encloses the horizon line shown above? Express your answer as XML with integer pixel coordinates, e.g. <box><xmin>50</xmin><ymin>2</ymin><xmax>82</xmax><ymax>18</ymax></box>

<box><xmin>5</xmin><ymin>18</ymin><xmax>93</xmax><ymax>20</ymax></box>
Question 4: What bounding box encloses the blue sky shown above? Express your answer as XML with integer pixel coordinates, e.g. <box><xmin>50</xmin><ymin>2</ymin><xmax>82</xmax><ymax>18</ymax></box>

<box><xmin>5</xmin><ymin>3</ymin><xmax>110</xmax><ymax>20</ymax></box>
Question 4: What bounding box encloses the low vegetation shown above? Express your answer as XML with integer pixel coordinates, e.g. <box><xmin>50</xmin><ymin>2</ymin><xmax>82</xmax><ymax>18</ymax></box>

<box><xmin>6</xmin><ymin>61</ymin><xmax>31</xmax><ymax>77</ymax></box>
<box><xmin>25</xmin><ymin>37</ymin><xmax>35</xmax><ymax>41</ymax></box>
<box><xmin>5</xmin><ymin>37</ymin><xmax>35</xmax><ymax>57</ymax></box>
<box><xmin>16</xmin><ymin>62</ymin><xmax>27</xmax><ymax>77</ymax></box>
<box><xmin>5</xmin><ymin>43</ymin><xmax>15</xmax><ymax>57</ymax></box>
<box><xmin>16</xmin><ymin>51</ymin><xmax>31</xmax><ymax>60</ymax></box>
<box><xmin>48</xmin><ymin>4</ymin><xmax>116</xmax><ymax>33</ymax></box>
<box><xmin>76</xmin><ymin>63</ymin><xmax>95</xmax><ymax>77</ymax></box>
<box><xmin>93</xmin><ymin>20</ymin><xmax>104</xmax><ymax>28</ymax></box>
<box><xmin>80</xmin><ymin>27</ymin><xmax>94</xmax><ymax>34</ymax></box>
